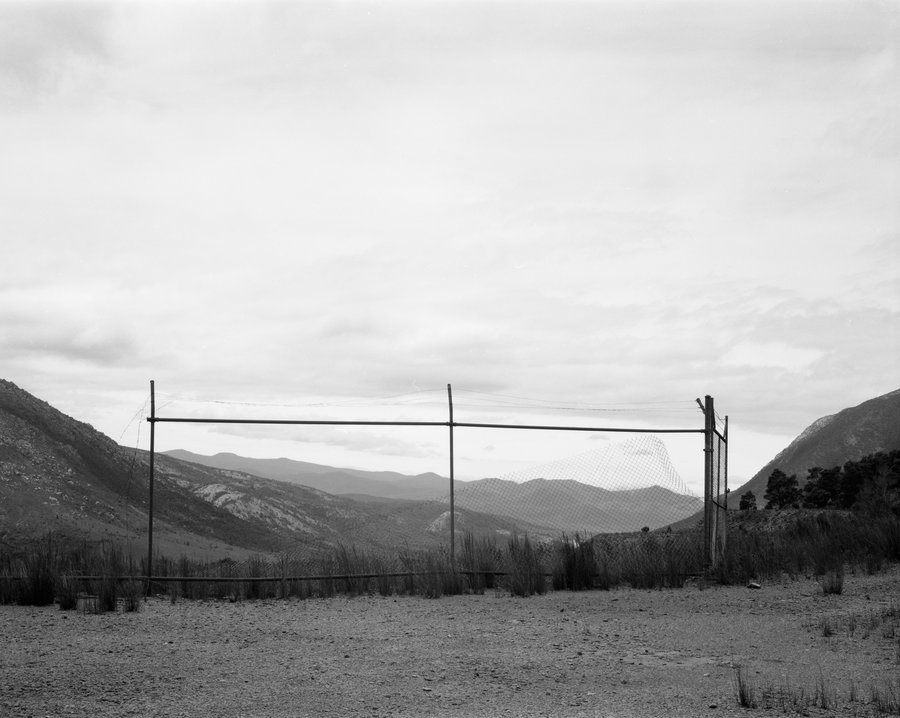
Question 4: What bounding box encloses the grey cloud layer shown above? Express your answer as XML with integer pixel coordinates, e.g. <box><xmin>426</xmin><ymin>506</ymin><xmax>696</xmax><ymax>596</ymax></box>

<box><xmin>1</xmin><ymin>1</ymin><xmax>896</xmax><ymax>482</ymax></box>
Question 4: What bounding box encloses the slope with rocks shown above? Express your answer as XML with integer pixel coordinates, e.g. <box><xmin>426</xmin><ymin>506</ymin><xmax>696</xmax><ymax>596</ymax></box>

<box><xmin>0</xmin><ymin>380</ymin><xmax>555</xmax><ymax>559</ymax></box>
<box><xmin>728</xmin><ymin>388</ymin><xmax>900</xmax><ymax>507</ymax></box>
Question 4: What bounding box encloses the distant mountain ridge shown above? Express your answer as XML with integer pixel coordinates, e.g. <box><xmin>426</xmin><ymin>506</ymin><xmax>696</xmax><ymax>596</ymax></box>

<box><xmin>169</xmin><ymin>448</ymin><xmax>703</xmax><ymax>533</ymax></box>
<box><xmin>452</xmin><ymin>478</ymin><xmax>702</xmax><ymax>534</ymax></box>
<box><xmin>164</xmin><ymin>450</ymin><xmax>448</xmax><ymax>500</ymax></box>
<box><xmin>728</xmin><ymin>388</ymin><xmax>900</xmax><ymax>507</ymax></box>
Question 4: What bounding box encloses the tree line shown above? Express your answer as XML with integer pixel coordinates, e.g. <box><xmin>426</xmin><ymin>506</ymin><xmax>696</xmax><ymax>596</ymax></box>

<box><xmin>739</xmin><ymin>449</ymin><xmax>900</xmax><ymax>515</ymax></box>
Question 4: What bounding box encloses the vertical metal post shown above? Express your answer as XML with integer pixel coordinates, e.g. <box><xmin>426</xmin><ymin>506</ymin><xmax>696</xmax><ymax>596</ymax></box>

<box><xmin>147</xmin><ymin>380</ymin><xmax>155</xmax><ymax>594</ymax></box>
<box><xmin>703</xmin><ymin>395</ymin><xmax>715</xmax><ymax>571</ymax></box>
<box><xmin>447</xmin><ymin>383</ymin><xmax>455</xmax><ymax>564</ymax></box>
<box><xmin>721</xmin><ymin>415</ymin><xmax>729</xmax><ymax>560</ymax></box>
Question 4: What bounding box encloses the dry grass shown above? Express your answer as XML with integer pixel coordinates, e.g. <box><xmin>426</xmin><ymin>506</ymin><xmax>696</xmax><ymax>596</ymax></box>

<box><xmin>2</xmin><ymin>511</ymin><xmax>899</xmax><ymax>607</ymax></box>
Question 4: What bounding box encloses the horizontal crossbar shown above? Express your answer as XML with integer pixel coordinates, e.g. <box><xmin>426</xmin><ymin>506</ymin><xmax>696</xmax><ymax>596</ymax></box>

<box><xmin>149</xmin><ymin>417</ymin><xmax>703</xmax><ymax>433</ymax></box>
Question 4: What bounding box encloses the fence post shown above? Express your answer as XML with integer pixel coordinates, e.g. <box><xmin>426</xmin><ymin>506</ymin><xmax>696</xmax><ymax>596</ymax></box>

<box><xmin>448</xmin><ymin>383</ymin><xmax>455</xmax><ymax>564</ymax></box>
<box><xmin>147</xmin><ymin>379</ymin><xmax>156</xmax><ymax>595</ymax></box>
<box><xmin>720</xmin><ymin>415</ymin><xmax>728</xmax><ymax>563</ymax></box>
<box><xmin>703</xmin><ymin>395</ymin><xmax>715</xmax><ymax>571</ymax></box>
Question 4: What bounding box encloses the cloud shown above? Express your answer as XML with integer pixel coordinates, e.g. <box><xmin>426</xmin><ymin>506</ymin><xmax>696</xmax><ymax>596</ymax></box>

<box><xmin>0</xmin><ymin>283</ymin><xmax>139</xmax><ymax>368</ymax></box>
<box><xmin>209</xmin><ymin>423</ymin><xmax>443</xmax><ymax>461</ymax></box>
<box><xmin>0</xmin><ymin>3</ymin><xmax>111</xmax><ymax>101</ymax></box>
<box><xmin>722</xmin><ymin>342</ymin><xmax>826</xmax><ymax>372</ymax></box>
<box><xmin>1</xmin><ymin>0</ymin><xmax>897</xmax><ymax>490</ymax></box>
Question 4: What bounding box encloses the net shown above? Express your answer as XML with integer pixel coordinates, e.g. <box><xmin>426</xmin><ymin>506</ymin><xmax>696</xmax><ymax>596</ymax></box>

<box><xmin>448</xmin><ymin>434</ymin><xmax>702</xmax><ymax>537</ymax></box>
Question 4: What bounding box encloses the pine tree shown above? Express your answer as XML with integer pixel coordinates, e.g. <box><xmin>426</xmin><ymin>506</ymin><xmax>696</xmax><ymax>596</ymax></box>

<box><xmin>764</xmin><ymin>469</ymin><xmax>800</xmax><ymax>509</ymax></box>
<box><xmin>738</xmin><ymin>490</ymin><xmax>757</xmax><ymax>511</ymax></box>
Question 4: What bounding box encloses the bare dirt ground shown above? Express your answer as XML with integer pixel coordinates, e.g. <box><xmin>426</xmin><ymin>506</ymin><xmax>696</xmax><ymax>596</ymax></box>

<box><xmin>1</xmin><ymin>567</ymin><xmax>898</xmax><ymax>718</ymax></box>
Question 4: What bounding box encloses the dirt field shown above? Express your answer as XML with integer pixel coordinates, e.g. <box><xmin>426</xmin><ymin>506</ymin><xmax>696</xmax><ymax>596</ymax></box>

<box><xmin>1</xmin><ymin>567</ymin><xmax>898</xmax><ymax>718</ymax></box>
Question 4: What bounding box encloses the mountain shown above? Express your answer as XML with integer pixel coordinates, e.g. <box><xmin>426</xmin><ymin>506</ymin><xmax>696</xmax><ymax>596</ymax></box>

<box><xmin>164</xmin><ymin>450</ymin><xmax>448</xmax><ymax>500</ymax></box>
<box><xmin>0</xmin><ymin>378</ymin><xmax>271</xmax><ymax>558</ymax></box>
<box><xmin>728</xmin><ymin>388</ymin><xmax>900</xmax><ymax>508</ymax></box>
<box><xmin>170</xmin><ymin>446</ymin><xmax>703</xmax><ymax>534</ymax></box>
<box><xmin>451</xmin><ymin>479</ymin><xmax>702</xmax><ymax>534</ymax></box>
<box><xmin>0</xmin><ymin>379</ymin><xmax>550</xmax><ymax>559</ymax></box>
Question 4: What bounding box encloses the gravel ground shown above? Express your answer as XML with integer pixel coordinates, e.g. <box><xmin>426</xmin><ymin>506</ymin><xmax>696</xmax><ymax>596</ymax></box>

<box><xmin>2</xmin><ymin>567</ymin><xmax>898</xmax><ymax>718</ymax></box>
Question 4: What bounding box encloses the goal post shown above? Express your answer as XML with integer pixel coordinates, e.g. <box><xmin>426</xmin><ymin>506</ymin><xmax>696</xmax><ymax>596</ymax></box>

<box><xmin>144</xmin><ymin>381</ymin><xmax>726</xmax><ymax>579</ymax></box>
<box><xmin>701</xmin><ymin>395</ymin><xmax>728</xmax><ymax>573</ymax></box>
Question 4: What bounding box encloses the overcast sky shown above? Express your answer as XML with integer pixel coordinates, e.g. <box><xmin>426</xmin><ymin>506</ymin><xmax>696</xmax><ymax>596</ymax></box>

<box><xmin>2</xmin><ymin>0</ymin><xmax>898</xmax><ymax>493</ymax></box>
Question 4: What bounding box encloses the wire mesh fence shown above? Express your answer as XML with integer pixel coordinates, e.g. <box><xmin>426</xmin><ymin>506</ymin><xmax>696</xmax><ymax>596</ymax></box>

<box><xmin>706</xmin><ymin>418</ymin><xmax>728</xmax><ymax>570</ymax></box>
<box><xmin>0</xmin><ymin>384</ymin><xmax>724</xmax><ymax>603</ymax></box>
<box><xmin>135</xmin><ymin>383</ymin><xmax>724</xmax><ymax>584</ymax></box>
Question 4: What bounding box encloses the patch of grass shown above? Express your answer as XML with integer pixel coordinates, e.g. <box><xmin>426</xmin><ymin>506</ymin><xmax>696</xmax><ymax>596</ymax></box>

<box><xmin>371</xmin><ymin>556</ymin><xmax>396</xmax><ymax>597</ymax></box>
<box><xmin>459</xmin><ymin>532</ymin><xmax>500</xmax><ymax>594</ymax></box>
<box><xmin>2</xmin><ymin>512</ymin><xmax>897</xmax><ymax>607</ymax></box>
<box><xmin>552</xmin><ymin>534</ymin><xmax>596</xmax><ymax>591</ymax></box>
<box><xmin>847</xmin><ymin>610</ymin><xmax>858</xmax><ymax>637</ymax></box>
<box><xmin>121</xmin><ymin>580</ymin><xmax>142</xmax><ymax>612</ymax></box>
<box><xmin>504</xmin><ymin>534</ymin><xmax>545</xmax><ymax>597</ymax></box>
<box><xmin>56</xmin><ymin>574</ymin><xmax>80</xmax><ymax>611</ymax></box>
<box><xmin>871</xmin><ymin>675</ymin><xmax>900</xmax><ymax>715</ymax></box>
<box><xmin>17</xmin><ymin>534</ymin><xmax>58</xmax><ymax>606</ymax></box>
<box><xmin>334</xmin><ymin>544</ymin><xmax>371</xmax><ymax>597</ymax></box>
<box><xmin>814</xmin><ymin>669</ymin><xmax>835</xmax><ymax>710</ymax></box>
<box><xmin>723</xmin><ymin>511</ymin><xmax>900</xmax><ymax>585</ymax></box>
<box><xmin>733</xmin><ymin>665</ymin><xmax>757</xmax><ymax>708</ymax></box>
<box><xmin>97</xmin><ymin>574</ymin><xmax>118</xmax><ymax>613</ymax></box>
<box><xmin>819</xmin><ymin>567</ymin><xmax>844</xmax><ymax>595</ymax></box>
<box><xmin>399</xmin><ymin>546</ymin><xmax>462</xmax><ymax>599</ymax></box>
<box><xmin>735</xmin><ymin>666</ymin><xmax>900</xmax><ymax>716</ymax></box>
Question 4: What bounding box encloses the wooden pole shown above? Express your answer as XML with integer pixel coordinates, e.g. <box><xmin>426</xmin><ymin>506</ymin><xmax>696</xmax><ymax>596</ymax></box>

<box><xmin>448</xmin><ymin>383</ymin><xmax>455</xmax><ymax>564</ymax></box>
<box><xmin>147</xmin><ymin>380</ymin><xmax>155</xmax><ymax>594</ymax></box>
